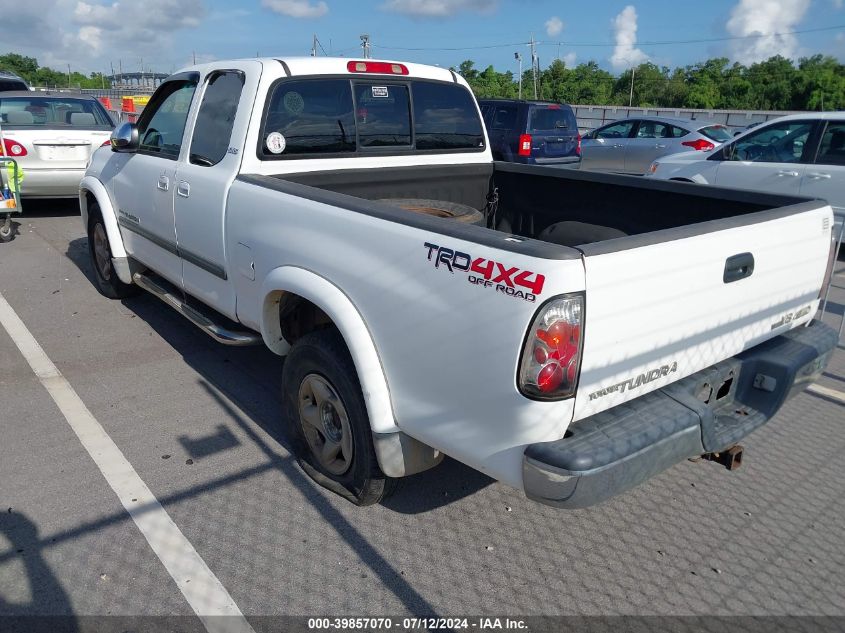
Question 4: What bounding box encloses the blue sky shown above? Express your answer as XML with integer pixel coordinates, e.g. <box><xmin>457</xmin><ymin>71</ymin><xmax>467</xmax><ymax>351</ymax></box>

<box><xmin>4</xmin><ymin>0</ymin><xmax>845</xmax><ymax>75</ymax></box>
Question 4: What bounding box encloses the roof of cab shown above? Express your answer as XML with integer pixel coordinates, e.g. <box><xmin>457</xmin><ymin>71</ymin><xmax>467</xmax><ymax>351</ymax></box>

<box><xmin>178</xmin><ymin>57</ymin><xmax>464</xmax><ymax>86</ymax></box>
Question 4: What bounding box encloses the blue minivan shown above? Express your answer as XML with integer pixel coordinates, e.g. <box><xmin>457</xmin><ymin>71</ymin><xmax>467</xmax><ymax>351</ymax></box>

<box><xmin>478</xmin><ymin>99</ymin><xmax>580</xmax><ymax>164</ymax></box>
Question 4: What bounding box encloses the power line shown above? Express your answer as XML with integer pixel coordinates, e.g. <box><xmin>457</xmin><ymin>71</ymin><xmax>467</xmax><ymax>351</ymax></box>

<box><xmin>372</xmin><ymin>24</ymin><xmax>845</xmax><ymax>52</ymax></box>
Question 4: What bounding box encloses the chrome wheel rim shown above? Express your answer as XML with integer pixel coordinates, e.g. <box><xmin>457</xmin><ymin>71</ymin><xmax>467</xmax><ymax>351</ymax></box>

<box><xmin>93</xmin><ymin>223</ymin><xmax>111</xmax><ymax>281</ymax></box>
<box><xmin>298</xmin><ymin>374</ymin><xmax>354</xmax><ymax>476</ymax></box>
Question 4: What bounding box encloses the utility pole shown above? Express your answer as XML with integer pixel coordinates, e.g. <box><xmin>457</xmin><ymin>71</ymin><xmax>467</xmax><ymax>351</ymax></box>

<box><xmin>311</xmin><ymin>34</ymin><xmax>317</xmax><ymax>57</ymax></box>
<box><xmin>360</xmin><ymin>34</ymin><xmax>371</xmax><ymax>59</ymax></box>
<box><xmin>193</xmin><ymin>51</ymin><xmax>197</xmax><ymax>65</ymax></box>
<box><xmin>530</xmin><ymin>33</ymin><xmax>538</xmax><ymax>99</ymax></box>
<box><xmin>628</xmin><ymin>65</ymin><xmax>636</xmax><ymax>107</ymax></box>
<box><xmin>67</xmin><ymin>64</ymin><xmax>71</xmax><ymax>88</ymax></box>
<box><xmin>514</xmin><ymin>52</ymin><xmax>523</xmax><ymax>100</ymax></box>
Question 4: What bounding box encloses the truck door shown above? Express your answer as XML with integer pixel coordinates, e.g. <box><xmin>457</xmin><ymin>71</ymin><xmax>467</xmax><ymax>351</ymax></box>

<box><xmin>110</xmin><ymin>76</ymin><xmax>198</xmax><ymax>287</ymax></box>
<box><xmin>173</xmin><ymin>63</ymin><xmax>261</xmax><ymax>320</ymax></box>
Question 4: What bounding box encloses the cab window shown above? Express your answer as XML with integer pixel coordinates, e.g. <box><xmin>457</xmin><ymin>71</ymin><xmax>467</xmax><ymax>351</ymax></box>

<box><xmin>262</xmin><ymin>79</ymin><xmax>355</xmax><ymax>156</ymax></box>
<box><xmin>137</xmin><ymin>79</ymin><xmax>198</xmax><ymax>159</ymax></box>
<box><xmin>354</xmin><ymin>83</ymin><xmax>411</xmax><ymax>148</ymax></box>
<box><xmin>189</xmin><ymin>71</ymin><xmax>245</xmax><ymax>166</ymax></box>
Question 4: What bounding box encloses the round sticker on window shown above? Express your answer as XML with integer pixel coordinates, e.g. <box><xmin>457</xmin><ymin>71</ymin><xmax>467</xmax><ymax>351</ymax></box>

<box><xmin>283</xmin><ymin>91</ymin><xmax>305</xmax><ymax>115</ymax></box>
<box><xmin>266</xmin><ymin>132</ymin><xmax>286</xmax><ymax>154</ymax></box>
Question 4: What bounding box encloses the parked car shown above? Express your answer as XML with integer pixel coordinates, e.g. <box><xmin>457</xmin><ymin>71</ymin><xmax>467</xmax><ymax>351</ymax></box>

<box><xmin>0</xmin><ymin>70</ymin><xmax>30</xmax><ymax>92</ymax></box>
<box><xmin>646</xmin><ymin>112</ymin><xmax>845</xmax><ymax>243</ymax></box>
<box><xmin>0</xmin><ymin>92</ymin><xmax>115</xmax><ymax>197</ymax></box>
<box><xmin>478</xmin><ymin>98</ymin><xmax>580</xmax><ymax>164</ymax></box>
<box><xmin>580</xmin><ymin>116</ymin><xmax>733</xmax><ymax>174</ymax></box>
<box><xmin>81</xmin><ymin>58</ymin><xmax>837</xmax><ymax>509</ymax></box>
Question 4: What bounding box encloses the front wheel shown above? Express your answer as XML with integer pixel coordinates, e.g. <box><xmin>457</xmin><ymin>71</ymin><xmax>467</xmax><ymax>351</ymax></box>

<box><xmin>87</xmin><ymin>202</ymin><xmax>138</xmax><ymax>299</ymax></box>
<box><xmin>282</xmin><ymin>328</ymin><xmax>395</xmax><ymax>506</ymax></box>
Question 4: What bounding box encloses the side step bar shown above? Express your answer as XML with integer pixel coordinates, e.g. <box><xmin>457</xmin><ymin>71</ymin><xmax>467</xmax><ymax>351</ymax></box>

<box><xmin>133</xmin><ymin>273</ymin><xmax>262</xmax><ymax>347</ymax></box>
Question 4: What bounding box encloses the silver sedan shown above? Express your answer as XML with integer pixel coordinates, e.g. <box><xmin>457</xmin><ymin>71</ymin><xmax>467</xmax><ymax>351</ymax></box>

<box><xmin>580</xmin><ymin>116</ymin><xmax>733</xmax><ymax>175</ymax></box>
<box><xmin>0</xmin><ymin>92</ymin><xmax>114</xmax><ymax>198</ymax></box>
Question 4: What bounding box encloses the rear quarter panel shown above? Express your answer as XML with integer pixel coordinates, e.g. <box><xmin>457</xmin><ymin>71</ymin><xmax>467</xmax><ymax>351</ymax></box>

<box><xmin>227</xmin><ymin>179</ymin><xmax>585</xmax><ymax>488</ymax></box>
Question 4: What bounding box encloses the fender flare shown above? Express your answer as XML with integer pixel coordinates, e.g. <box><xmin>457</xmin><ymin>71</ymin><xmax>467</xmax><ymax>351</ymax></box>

<box><xmin>260</xmin><ymin>266</ymin><xmax>398</xmax><ymax>435</ymax></box>
<box><xmin>79</xmin><ymin>176</ymin><xmax>132</xmax><ymax>283</ymax></box>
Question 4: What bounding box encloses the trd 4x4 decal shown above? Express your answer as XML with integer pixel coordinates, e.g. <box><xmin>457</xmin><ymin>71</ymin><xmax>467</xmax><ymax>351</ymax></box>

<box><xmin>423</xmin><ymin>242</ymin><xmax>545</xmax><ymax>302</ymax></box>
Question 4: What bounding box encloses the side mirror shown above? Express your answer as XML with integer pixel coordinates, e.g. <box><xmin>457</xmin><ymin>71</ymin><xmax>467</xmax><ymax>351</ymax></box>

<box><xmin>110</xmin><ymin>122</ymin><xmax>139</xmax><ymax>153</ymax></box>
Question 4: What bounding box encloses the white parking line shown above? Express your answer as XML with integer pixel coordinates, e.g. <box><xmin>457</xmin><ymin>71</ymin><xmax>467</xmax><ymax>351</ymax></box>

<box><xmin>0</xmin><ymin>291</ymin><xmax>254</xmax><ymax>633</ymax></box>
<box><xmin>807</xmin><ymin>383</ymin><xmax>845</xmax><ymax>404</ymax></box>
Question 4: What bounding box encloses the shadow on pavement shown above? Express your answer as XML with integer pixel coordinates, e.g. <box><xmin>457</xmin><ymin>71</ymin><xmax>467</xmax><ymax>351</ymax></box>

<box><xmin>52</xmin><ymin>236</ymin><xmax>493</xmax><ymax>617</ymax></box>
<box><xmin>0</xmin><ymin>511</ymin><xmax>78</xmax><ymax>630</ymax></box>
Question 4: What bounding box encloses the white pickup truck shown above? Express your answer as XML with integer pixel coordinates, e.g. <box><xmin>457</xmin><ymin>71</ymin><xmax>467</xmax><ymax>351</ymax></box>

<box><xmin>80</xmin><ymin>58</ymin><xmax>839</xmax><ymax>508</ymax></box>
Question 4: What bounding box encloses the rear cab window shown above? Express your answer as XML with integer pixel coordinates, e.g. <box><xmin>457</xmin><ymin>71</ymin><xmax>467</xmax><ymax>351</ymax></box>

<box><xmin>528</xmin><ymin>105</ymin><xmax>576</xmax><ymax>132</ymax></box>
<box><xmin>260</xmin><ymin>77</ymin><xmax>484</xmax><ymax>159</ymax></box>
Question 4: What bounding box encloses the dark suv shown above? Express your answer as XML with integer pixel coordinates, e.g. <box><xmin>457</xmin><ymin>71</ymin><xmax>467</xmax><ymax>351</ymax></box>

<box><xmin>478</xmin><ymin>99</ymin><xmax>580</xmax><ymax>164</ymax></box>
<box><xmin>0</xmin><ymin>71</ymin><xmax>30</xmax><ymax>92</ymax></box>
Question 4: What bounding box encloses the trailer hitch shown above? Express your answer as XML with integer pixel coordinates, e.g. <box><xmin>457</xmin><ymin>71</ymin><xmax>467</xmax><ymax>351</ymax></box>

<box><xmin>702</xmin><ymin>445</ymin><xmax>744</xmax><ymax>471</ymax></box>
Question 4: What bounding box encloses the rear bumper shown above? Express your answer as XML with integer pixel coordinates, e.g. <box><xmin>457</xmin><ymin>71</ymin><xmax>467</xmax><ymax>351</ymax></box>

<box><xmin>518</xmin><ymin>156</ymin><xmax>581</xmax><ymax>165</ymax></box>
<box><xmin>523</xmin><ymin>321</ymin><xmax>838</xmax><ymax>509</ymax></box>
<box><xmin>20</xmin><ymin>168</ymin><xmax>86</xmax><ymax>198</ymax></box>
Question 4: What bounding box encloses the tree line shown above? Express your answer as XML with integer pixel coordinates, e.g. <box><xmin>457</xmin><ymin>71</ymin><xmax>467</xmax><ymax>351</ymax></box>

<box><xmin>456</xmin><ymin>54</ymin><xmax>845</xmax><ymax>111</ymax></box>
<box><xmin>3</xmin><ymin>50</ymin><xmax>843</xmax><ymax>111</ymax></box>
<box><xmin>1</xmin><ymin>53</ymin><xmax>109</xmax><ymax>89</ymax></box>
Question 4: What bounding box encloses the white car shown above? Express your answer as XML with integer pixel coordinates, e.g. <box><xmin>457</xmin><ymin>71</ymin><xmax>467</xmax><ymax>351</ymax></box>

<box><xmin>0</xmin><ymin>92</ymin><xmax>114</xmax><ymax>198</ymax></box>
<box><xmin>646</xmin><ymin>112</ymin><xmax>845</xmax><ymax>239</ymax></box>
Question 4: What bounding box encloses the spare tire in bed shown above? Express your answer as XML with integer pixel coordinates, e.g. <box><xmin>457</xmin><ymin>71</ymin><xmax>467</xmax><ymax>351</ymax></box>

<box><xmin>378</xmin><ymin>198</ymin><xmax>485</xmax><ymax>226</ymax></box>
<box><xmin>537</xmin><ymin>221</ymin><xmax>628</xmax><ymax>247</ymax></box>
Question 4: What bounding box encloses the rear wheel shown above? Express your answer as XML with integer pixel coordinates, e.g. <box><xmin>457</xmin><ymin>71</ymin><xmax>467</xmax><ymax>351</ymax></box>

<box><xmin>87</xmin><ymin>202</ymin><xmax>138</xmax><ymax>299</ymax></box>
<box><xmin>0</xmin><ymin>217</ymin><xmax>12</xmax><ymax>242</ymax></box>
<box><xmin>282</xmin><ymin>328</ymin><xmax>395</xmax><ymax>506</ymax></box>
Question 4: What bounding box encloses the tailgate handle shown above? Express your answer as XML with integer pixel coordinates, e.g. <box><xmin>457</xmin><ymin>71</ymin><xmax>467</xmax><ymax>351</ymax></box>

<box><xmin>723</xmin><ymin>252</ymin><xmax>755</xmax><ymax>284</ymax></box>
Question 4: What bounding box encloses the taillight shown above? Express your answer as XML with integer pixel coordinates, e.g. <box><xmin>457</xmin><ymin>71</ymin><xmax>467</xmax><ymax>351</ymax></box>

<box><xmin>101</xmin><ymin>140</ymin><xmax>111</xmax><ymax>147</ymax></box>
<box><xmin>347</xmin><ymin>61</ymin><xmax>409</xmax><ymax>75</ymax></box>
<box><xmin>682</xmin><ymin>138</ymin><xmax>715</xmax><ymax>151</ymax></box>
<box><xmin>518</xmin><ymin>134</ymin><xmax>532</xmax><ymax>157</ymax></box>
<box><xmin>519</xmin><ymin>294</ymin><xmax>584</xmax><ymax>400</ymax></box>
<box><xmin>0</xmin><ymin>138</ymin><xmax>27</xmax><ymax>157</ymax></box>
<box><xmin>576</xmin><ymin>132</ymin><xmax>581</xmax><ymax>156</ymax></box>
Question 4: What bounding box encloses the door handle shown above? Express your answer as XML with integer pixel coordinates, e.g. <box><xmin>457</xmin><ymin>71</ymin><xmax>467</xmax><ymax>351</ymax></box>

<box><xmin>723</xmin><ymin>252</ymin><xmax>755</xmax><ymax>284</ymax></box>
<box><xmin>655</xmin><ymin>144</ymin><xmax>667</xmax><ymax>149</ymax></box>
<box><xmin>777</xmin><ymin>170</ymin><xmax>800</xmax><ymax>177</ymax></box>
<box><xmin>157</xmin><ymin>175</ymin><xmax>169</xmax><ymax>191</ymax></box>
<box><xmin>806</xmin><ymin>172</ymin><xmax>831</xmax><ymax>180</ymax></box>
<box><xmin>177</xmin><ymin>181</ymin><xmax>190</xmax><ymax>198</ymax></box>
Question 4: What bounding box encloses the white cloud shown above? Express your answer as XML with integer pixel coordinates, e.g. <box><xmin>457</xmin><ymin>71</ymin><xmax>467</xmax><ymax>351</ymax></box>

<box><xmin>381</xmin><ymin>0</ymin><xmax>498</xmax><ymax>17</ymax></box>
<box><xmin>0</xmin><ymin>0</ymin><xmax>207</xmax><ymax>74</ymax></box>
<box><xmin>261</xmin><ymin>0</ymin><xmax>328</xmax><ymax>18</ymax></box>
<box><xmin>833</xmin><ymin>0</ymin><xmax>843</xmax><ymax>9</ymax></box>
<box><xmin>562</xmin><ymin>51</ymin><xmax>577</xmax><ymax>67</ymax></box>
<box><xmin>609</xmin><ymin>5</ymin><xmax>648</xmax><ymax>71</ymax></box>
<box><xmin>545</xmin><ymin>16</ymin><xmax>563</xmax><ymax>37</ymax></box>
<box><xmin>726</xmin><ymin>0</ymin><xmax>810</xmax><ymax>63</ymax></box>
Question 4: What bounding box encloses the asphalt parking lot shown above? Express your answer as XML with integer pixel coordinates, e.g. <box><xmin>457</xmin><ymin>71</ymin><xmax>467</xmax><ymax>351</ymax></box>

<box><xmin>1</xmin><ymin>201</ymin><xmax>844</xmax><ymax>631</ymax></box>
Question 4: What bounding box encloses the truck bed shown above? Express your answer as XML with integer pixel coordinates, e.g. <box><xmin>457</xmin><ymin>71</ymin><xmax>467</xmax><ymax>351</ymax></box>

<box><xmin>274</xmin><ymin>161</ymin><xmax>818</xmax><ymax>248</ymax></box>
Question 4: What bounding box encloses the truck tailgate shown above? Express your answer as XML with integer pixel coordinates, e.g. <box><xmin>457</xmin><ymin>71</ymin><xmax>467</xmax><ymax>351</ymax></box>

<box><xmin>574</xmin><ymin>202</ymin><xmax>833</xmax><ymax>420</ymax></box>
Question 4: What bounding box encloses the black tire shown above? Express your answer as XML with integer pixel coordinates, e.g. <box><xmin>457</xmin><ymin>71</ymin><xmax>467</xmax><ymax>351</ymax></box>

<box><xmin>282</xmin><ymin>328</ymin><xmax>395</xmax><ymax>506</ymax></box>
<box><xmin>87</xmin><ymin>202</ymin><xmax>139</xmax><ymax>299</ymax></box>
<box><xmin>0</xmin><ymin>221</ymin><xmax>12</xmax><ymax>242</ymax></box>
